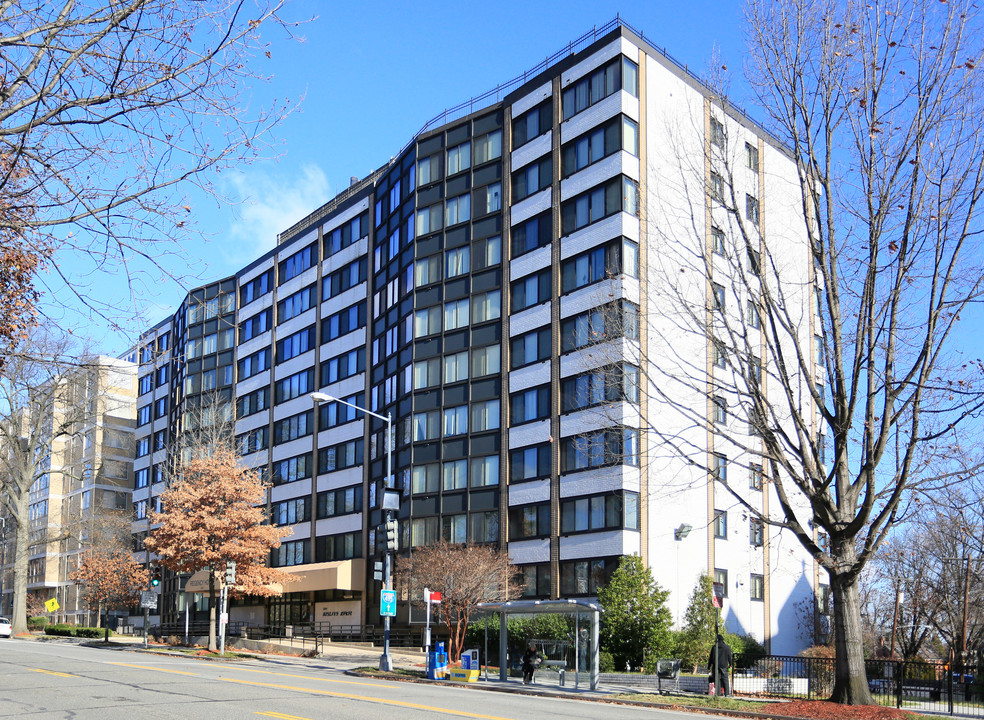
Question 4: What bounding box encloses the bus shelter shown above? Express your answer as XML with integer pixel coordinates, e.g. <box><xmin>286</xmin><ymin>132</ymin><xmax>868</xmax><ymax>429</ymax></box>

<box><xmin>475</xmin><ymin>598</ymin><xmax>603</xmax><ymax>691</ymax></box>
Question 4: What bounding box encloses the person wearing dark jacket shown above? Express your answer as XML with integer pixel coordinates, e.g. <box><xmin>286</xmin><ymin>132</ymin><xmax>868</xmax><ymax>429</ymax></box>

<box><xmin>521</xmin><ymin>643</ymin><xmax>543</xmax><ymax>685</ymax></box>
<box><xmin>708</xmin><ymin>634</ymin><xmax>733</xmax><ymax>695</ymax></box>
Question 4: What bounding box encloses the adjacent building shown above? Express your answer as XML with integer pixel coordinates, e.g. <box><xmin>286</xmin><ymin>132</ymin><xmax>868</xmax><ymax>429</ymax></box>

<box><xmin>132</xmin><ymin>19</ymin><xmax>821</xmax><ymax>653</ymax></box>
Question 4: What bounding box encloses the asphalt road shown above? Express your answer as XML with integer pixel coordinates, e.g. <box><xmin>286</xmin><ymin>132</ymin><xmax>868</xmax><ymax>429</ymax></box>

<box><xmin>0</xmin><ymin>639</ymin><xmax>729</xmax><ymax>720</ymax></box>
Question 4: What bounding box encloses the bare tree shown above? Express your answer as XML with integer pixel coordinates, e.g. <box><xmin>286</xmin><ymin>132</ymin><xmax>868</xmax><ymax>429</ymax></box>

<box><xmin>0</xmin><ymin>0</ymin><xmax>303</xmax><ymax>326</ymax></box>
<box><xmin>562</xmin><ymin>0</ymin><xmax>984</xmax><ymax>705</ymax></box>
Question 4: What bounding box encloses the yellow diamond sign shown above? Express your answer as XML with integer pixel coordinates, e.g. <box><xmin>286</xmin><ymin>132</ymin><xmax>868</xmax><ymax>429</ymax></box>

<box><xmin>44</xmin><ymin>598</ymin><xmax>59</xmax><ymax>612</ymax></box>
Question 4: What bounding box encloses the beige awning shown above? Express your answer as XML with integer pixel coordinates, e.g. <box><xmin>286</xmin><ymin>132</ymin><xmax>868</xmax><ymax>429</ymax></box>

<box><xmin>184</xmin><ymin>569</ymin><xmax>223</xmax><ymax>596</ymax></box>
<box><xmin>281</xmin><ymin>559</ymin><xmax>365</xmax><ymax>593</ymax></box>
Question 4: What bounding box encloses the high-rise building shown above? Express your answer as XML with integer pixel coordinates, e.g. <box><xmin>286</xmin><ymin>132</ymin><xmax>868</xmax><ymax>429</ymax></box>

<box><xmin>132</xmin><ymin>19</ymin><xmax>820</xmax><ymax>653</ymax></box>
<box><xmin>0</xmin><ymin>355</ymin><xmax>137</xmax><ymax>622</ymax></box>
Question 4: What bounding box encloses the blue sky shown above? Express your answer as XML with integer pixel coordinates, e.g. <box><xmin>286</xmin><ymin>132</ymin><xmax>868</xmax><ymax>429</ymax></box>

<box><xmin>42</xmin><ymin>1</ymin><xmax>752</xmax><ymax>353</ymax></box>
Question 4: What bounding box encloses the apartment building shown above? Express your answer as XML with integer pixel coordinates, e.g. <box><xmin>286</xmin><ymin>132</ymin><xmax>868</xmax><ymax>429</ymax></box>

<box><xmin>0</xmin><ymin>355</ymin><xmax>137</xmax><ymax>622</ymax></box>
<box><xmin>132</xmin><ymin>19</ymin><xmax>819</xmax><ymax>653</ymax></box>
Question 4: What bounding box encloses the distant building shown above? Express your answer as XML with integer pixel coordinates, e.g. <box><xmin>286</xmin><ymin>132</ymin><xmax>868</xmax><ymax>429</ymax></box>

<box><xmin>132</xmin><ymin>18</ymin><xmax>819</xmax><ymax>653</ymax></box>
<box><xmin>0</xmin><ymin>356</ymin><xmax>136</xmax><ymax>622</ymax></box>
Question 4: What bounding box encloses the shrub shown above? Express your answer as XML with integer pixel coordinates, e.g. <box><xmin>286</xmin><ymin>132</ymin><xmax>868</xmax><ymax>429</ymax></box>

<box><xmin>27</xmin><ymin>616</ymin><xmax>48</xmax><ymax>630</ymax></box>
<box><xmin>800</xmin><ymin>644</ymin><xmax>836</xmax><ymax>695</ymax></box>
<box><xmin>728</xmin><ymin>632</ymin><xmax>768</xmax><ymax>669</ymax></box>
<box><xmin>599</xmin><ymin>650</ymin><xmax>615</xmax><ymax>673</ymax></box>
<box><xmin>75</xmin><ymin>627</ymin><xmax>110</xmax><ymax>638</ymax></box>
<box><xmin>44</xmin><ymin>624</ymin><xmax>74</xmax><ymax>637</ymax></box>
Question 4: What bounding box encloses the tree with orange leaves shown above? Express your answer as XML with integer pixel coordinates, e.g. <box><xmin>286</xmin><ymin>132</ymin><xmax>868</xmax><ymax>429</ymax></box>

<box><xmin>69</xmin><ymin>551</ymin><xmax>147</xmax><ymax>631</ymax></box>
<box><xmin>143</xmin><ymin>448</ymin><xmax>294</xmax><ymax>652</ymax></box>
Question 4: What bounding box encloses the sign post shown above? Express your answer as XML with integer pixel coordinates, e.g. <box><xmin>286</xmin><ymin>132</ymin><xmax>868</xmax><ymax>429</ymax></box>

<box><xmin>423</xmin><ymin>588</ymin><xmax>442</xmax><ymax>678</ymax></box>
<box><xmin>380</xmin><ymin>590</ymin><xmax>397</xmax><ymax>617</ymax></box>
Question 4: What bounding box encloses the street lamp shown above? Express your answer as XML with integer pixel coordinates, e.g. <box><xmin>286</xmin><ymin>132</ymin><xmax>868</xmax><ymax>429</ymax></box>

<box><xmin>310</xmin><ymin>392</ymin><xmax>394</xmax><ymax>672</ymax></box>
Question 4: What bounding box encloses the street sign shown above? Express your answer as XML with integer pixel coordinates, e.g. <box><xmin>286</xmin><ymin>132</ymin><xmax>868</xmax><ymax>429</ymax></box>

<box><xmin>44</xmin><ymin>598</ymin><xmax>60</xmax><ymax>612</ymax></box>
<box><xmin>428</xmin><ymin>590</ymin><xmax>442</xmax><ymax>604</ymax></box>
<box><xmin>139</xmin><ymin>591</ymin><xmax>158</xmax><ymax>610</ymax></box>
<box><xmin>380</xmin><ymin>589</ymin><xmax>397</xmax><ymax>617</ymax></box>
<box><xmin>712</xmin><ymin>582</ymin><xmax>725</xmax><ymax>608</ymax></box>
<box><xmin>373</xmin><ymin>561</ymin><xmax>383</xmax><ymax>582</ymax></box>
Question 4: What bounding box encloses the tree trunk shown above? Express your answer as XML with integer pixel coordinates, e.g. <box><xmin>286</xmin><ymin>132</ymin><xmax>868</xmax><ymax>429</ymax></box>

<box><xmin>95</xmin><ymin>602</ymin><xmax>103</xmax><ymax>628</ymax></box>
<box><xmin>207</xmin><ymin>570</ymin><xmax>217</xmax><ymax>652</ymax></box>
<box><xmin>10</xmin><ymin>492</ymin><xmax>30</xmax><ymax>634</ymax></box>
<box><xmin>828</xmin><ymin>569</ymin><xmax>875</xmax><ymax>705</ymax></box>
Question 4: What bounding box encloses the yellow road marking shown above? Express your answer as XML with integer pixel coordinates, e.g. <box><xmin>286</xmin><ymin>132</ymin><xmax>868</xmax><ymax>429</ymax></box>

<box><xmin>108</xmin><ymin>662</ymin><xmax>200</xmax><ymax>677</ymax></box>
<box><xmin>256</xmin><ymin>713</ymin><xmax>312</xmax><ymax>720</ymax></box>
<box><xmin>31</xmin><ymin>668</ymin><xmax>76</xmax><ymax>678</ymax></box>
<box><xmin>232</xmin><ymin>666</ymin><xmax>387</xmax><ymax>687</ymax></box>
<box><xmin>224</xmin><ymin>677</ymin><xmax>518</xmax><ymax>720</ymax></box>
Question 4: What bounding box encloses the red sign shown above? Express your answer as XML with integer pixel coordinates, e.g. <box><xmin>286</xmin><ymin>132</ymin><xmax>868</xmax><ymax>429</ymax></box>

<box><xmin>712</xmin><ymin>582</ymin><xmax>724</xmax><ymax>608</ymax></box>
<box><xmin>428</xmin><ymin>590</ymin><xmax>442</xmax><ymax>604</ymax></box>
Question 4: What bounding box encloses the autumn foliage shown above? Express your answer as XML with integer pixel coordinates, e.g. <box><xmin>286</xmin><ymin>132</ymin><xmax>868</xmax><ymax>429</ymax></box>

<box><xmin>70</xmin><ymin>550</ymin><xmax>148</xmax><ymax>626</ymax></box>
<box><xmin>395</xmin><ymin>541</ymin><xmax>519</xmax><ymax>662</ymax></box>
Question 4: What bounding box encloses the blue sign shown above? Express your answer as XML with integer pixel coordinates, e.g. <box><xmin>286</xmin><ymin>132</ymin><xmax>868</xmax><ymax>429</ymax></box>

<box><xmin>380</xmin><ymin>589</ymin><xmax>397</xmax><ymax>617</ymax></box>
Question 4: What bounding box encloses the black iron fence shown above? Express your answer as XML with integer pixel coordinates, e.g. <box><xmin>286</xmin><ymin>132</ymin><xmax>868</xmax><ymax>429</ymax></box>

<box><xmin>732</xmin><ymin>654</ymin><xmax>982</xmax><ymax>716</ymax></box>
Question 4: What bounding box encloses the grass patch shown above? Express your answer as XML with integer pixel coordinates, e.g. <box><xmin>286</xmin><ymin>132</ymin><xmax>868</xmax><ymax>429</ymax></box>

<box><xmin>621</xmin><ymin>693</ymin><xmax>769</xmax><ymax>711</ymax></box>
<box><xmin>353</xmin><ymin>667</ymin><xmax>428</xmax><ymax>679</ymax></box>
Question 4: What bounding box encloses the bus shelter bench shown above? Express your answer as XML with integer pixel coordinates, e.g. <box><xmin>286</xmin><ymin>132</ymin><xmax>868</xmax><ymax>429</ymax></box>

<box><xmin>542</xmin><ymin>660</ymin><xmax>567</xmax><ymax>685</ymax></box>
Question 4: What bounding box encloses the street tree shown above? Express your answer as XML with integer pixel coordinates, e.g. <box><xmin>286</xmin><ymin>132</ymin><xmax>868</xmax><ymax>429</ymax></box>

<box><xmin>69</xmin><ymin>550</ymin><xmax>147</xmax><ymax>630</ymax></box>
<box><xmin>0</xmin><ymin>0</ymin><xmax>302</xmax><ymax>329</ymax></box>
<box><xmin>143</xmin><ymin>447</ymin><xmax>294</xmax><ymax>652</ymax></box>
<box><xmin>677</xmin><ymin>575</ymin><xmax>721</xmax><ymax>673</ymax></box>
<box><xmin>394</xmin><ymin>541</ymin><xmax>519</xmax><ymax>662</ymax></box>
<box><xmin>597</xmin><ymin>554</ymin><xmax>673</xmax><ymax>672</ymax></box>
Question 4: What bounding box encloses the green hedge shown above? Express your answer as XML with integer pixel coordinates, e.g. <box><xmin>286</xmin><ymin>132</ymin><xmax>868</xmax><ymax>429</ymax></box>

<box><xmin>27</xmin><ymin>616</ymin><xmax>48</xmax><ymax>630</ymax></box>
<box><xmin>43</xmin><ymin>624</ymin><xmax>112</xmax><ymax>638</ymax></box>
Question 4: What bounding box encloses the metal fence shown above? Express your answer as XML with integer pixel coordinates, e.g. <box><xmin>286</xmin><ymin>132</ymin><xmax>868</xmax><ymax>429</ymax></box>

<box><xmin>732</xmin><ymin>654</ymin><xmax>982</xmax><ymax>716</ymax></box>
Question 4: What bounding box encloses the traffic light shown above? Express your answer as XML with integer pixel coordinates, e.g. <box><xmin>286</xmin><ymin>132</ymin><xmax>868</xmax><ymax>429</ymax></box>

<box><xmin>224</xmin><ymin>560</ymin><xmax>236</xmax><ymax>586</ymax></box>
<box><xmin>150</xmin><ymin>565</ymin><xmax>162</xmax><ymax>587</ymax></box>
<box><xmin>384</xmin><ymin>519</ymin><xmax>398</xmax><ymax>553</ymax></box>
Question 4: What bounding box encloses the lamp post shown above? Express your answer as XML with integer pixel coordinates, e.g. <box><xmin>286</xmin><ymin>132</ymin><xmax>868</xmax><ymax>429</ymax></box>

<box><xmin>310</xmin><ymin>392</ymin><xmax>394</xmax><ymax>672</ymax></box>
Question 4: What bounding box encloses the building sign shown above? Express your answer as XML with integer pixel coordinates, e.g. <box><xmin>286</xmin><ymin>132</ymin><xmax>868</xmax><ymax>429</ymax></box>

<box><xmin>314</xmin><ymin>600</ymin><xmax>361</xmax><ymax>626</ymax></box>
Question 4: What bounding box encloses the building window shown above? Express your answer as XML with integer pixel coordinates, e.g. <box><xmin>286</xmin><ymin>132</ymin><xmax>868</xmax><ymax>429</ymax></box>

<box><xmin>561</xmin><ymin>56</ymin><xmax>638</xmax><ymax>120</ymax></box>
<box><xmin>510</xmin><ymin>385</ymin><xmax>550</xmax><ymax>425</ymax></box>
<box><xmin>317</xmin><ymin>392</ymin><xmax>365</xmax><ymax>430</ymax></box>
<box><xmin>712</xmin><ymin>340</ymin><xmax>727</xmax><ymax>369</ymax></box>
<box><xmin>134</xmin><ymin>468</ymin><xmax>149</xmax><ymax>489</ymax></box>
<box><xmin>559</xmin><ymin>557</ymin><xmax>618</xmax><ymax>596</ymax></box>
<box><xmin>712</xmin><ymin>396</ymin><xmax>727</xmax><ymax>425</ymax></box>
<box><xmin>136</xmin><ymin>437</ymin><xmax>150</xmax><ymax>458</ymax></box>
<box><xmin>560</xmin><ymin>175</ymin><xmax>639</xmax><ymax>235</ymax></box>
<box><xmin>509</xmin><ymin>503</ymin><xmax>551</xmax><ymax>540</ymax></box>
<box><xmin>512</xmin><ymin>101</ymin><xmax>551</xmax><ymax>148</ymax></box>
<box><xmin>238</xmin><ymin>348</ymin><xmax>270</xmax><ymax>380</ymax></box>
<box><xmin>416</xmin><ymin>203</ymin><xmax>444</xmax><ymax>236</ymax></box>
<box><xmin>321</xmin><ymin>302</ymin><xmax>366</xmax><ymax>342</ymax></box>
<box><xmin>321</xmin><ymin>347</ymin><xmax>365</xmax><ymax>386</ymax></box>
<box><xmin>560</xmin><ymin>301</ymin><xmax>639</xmax><ymax>352</ymax></box>
<box><xmin>511</xmin><ymin>269</ymin><xmax>551</xmax><ymax>312</ymax></box>
<box><xmin>815</xmin><ymin>335</ymin><xmax>825</xmax><ymax>365</ymax></box>
<box><xmin>714</xmin><ymin>509</ymin><xmax>728</xmax><ymax>539</ymax></box>
<box><xmin>411</xmin><ymin>517</ymin><xmax>439</xmax><ymax>547</ymax></box>
<box><xmin>471</xmin><ymin>289</ymin><xmax>501</xmax><ymax>324</ymax></box>
<box><xmin>513</xmin><ymin>157</ymin><xmax>552</xmax><ymax>201</ymax></box>
<box><xmin>279</xmin><ymin>242</ymin><xmax>316</xmax><ymax>284</ymax></box>
<box><xmin>818</xmin><ymin>584</ymin><xmax>831</xmax><ymax>614</ymax></box>
<box><xmin>561</xmin><ymin>491</ymin><xmax>639</xmax><ymax>534</ymax></box>
<box><xmin>444</xmin><ymin>298</ymin><xmax>470</xmax><ymax>331</ymax></box>
<box><xmin>443</xmin><ymin>405</ymin><xmax>468</xmax><ymax>437</ymax></box>
<box><xmin>154</xmin><ymin>430</ymin><xmax>167</xmax><ymax>451</ymax></box>
<box><xmin>561</xmin><ymin>239</ymin><xmax>638</xmax><ymax>294</ymax></box>
<box><xmin>272</xmin><ymin>453</ymin><xmax>313</xmax><ymax>486</ymax></box>
<box><xmin>443</xmin><ymin>351</ymin><xmax>468</xmax><ymax>384</ymax></box>
<box><xmin>443</xmin><ymin>514</ymin><xmax>467</xmax><ymax>544</ymax></box>
<box><xmin>750</xmin><ymin>518</ymin><xmax>765</xmax><ymax>547</ymax></box>
<box><xmin>274</xmin><ymin>370</ymin><xmax>313</xmax><ymax>405</ymax></box>
<box><xmin>746</xmin><ymin>142</ymin><xmax>759</xmax><ymax>172</ymax></box>
<box><xmin>412</xmin><ymin>463</ymin><xmax>439</xmax><ymax>494</ymax></box>
<box><xmin>562</xmin><ymin>115</ymin><xmax>639</xmax><ymax>177</ymax></box>
<box><xmin>273</xmin><ymin>497</ymin><xmax>310</xmax><ymax>525</ymax></box>
<box><xmin>712</xmin><ymin>453</ymin><xmax>727</xmax><ymax>482</ymax></box>
<box><xmin>712</xmin><ymin>282</ymin><xmax>726</xmax><ymax>311</ymax></box>
<box><xmin>236</xmin><ymin>426</ymin><xmax>268</xmax><ymax>455</ymax></box>
<box><xmin>470</xmin><ymin>455</ymin><xmax>499</xmax><ymax>487</ymax></box>
<box><xmin>413</xmin><ymin>410</ymin><xmax>441</xmax><ymax>441</ymax></box>
<box><xmin>442</xmin><ymin>459</ymin><xmax>468</xmax><ymax>491</ymax></box>
<box><xmin>510</xmin><ymin>443</ymin><xmax>551</xmax><ymax>482</ymax></box>
<box><xmin>561</xmin><ymin>364</ymin><xmax>639</xmax><ymax>412</ymax></box>
<box><xmin>138</xmin><ymin>374</ymin><xmax>153</xmax><ymax>395</ymax></box>
<box><xmin>746</xmin><ymin>194</ymin><xmax>760</xmax><ymax>225</ymax></box>
<box><xmin>322</xmin><ymin>258</ymin><xmax>367</xmax><ymax>303</ymax></box>
<box><xmin>480</xmin><ymin>182</ymin><xmax>502</xmax><ymax>215</ymax></box>
<box><xmin>511</xmin><ymin>327</ymin><xmax>551</xmax><ymax>369</ymax></box>
<box><xmin>317</xmin><ymin>485</ymin><xmax>363</xmax><ymax>519</ymax></box>
<box><xmin>750</xmin><ymin>574</ymin><xmax>765</xmax><ymax>601</ymax></box>
<box><xmin>710</xmin><ymin>116</ymin><xmax>725</xmax><ymax>147</ymax></box>
<box><xmin>317</xmin><ymin>439</ymin><xmax>363</xmax><ymax>473</ymax></box>
<box><xmin>561</xmin><ymin>427</ymin><xmax>639</xmax><ymax>471</ymax></box>
<box><xmin>154</xmin><ymin>397</ymin><xmax>167</xmax><ymax>419</ymax></box>
<box><xmin>446</xmin><ymin>246</ymin><xmax>470</xmax><ymax>278</ymax></box>
<box><xmin>413</xmin><ymin>357</ymin><xmax>441</xmax><ymax>389</ymax></box>
<box><xmin>747</xmin><ymin>299</ymin><xmax>760</xmax><ymax>329</ymax></box>
<box><xmin>474</xmin><ymin>235</ymin><xmax>501</xmax><ymax>269</ymax></box>
<box><xmin>714</xmin><ymin>568</ymin><xmax>729</xmax><ymax>597</ymax></box>
<box><xmin>474</xmin><ymin>129</ymin><xmax>502</xmax><ymax>165</ymax></box>
<box><xmin>446</xmin><ymin>193</ymin><xmax>471</xmax><ymax>226</ymax></box>
<box><xmin>273</xmin><ymin>539</ymin><xmax>310</xmax><ymax>567</ymax></box>
<box><xmin>750</xmin><ymin>463</ymin><xmax>763</xmax><ymax>490</ymax></box>
<box><xmin>323</xmin><ymin>212</ymin><xmax>367</xmax><ymax>258</ymax></box>
<box><xmin>447</xmin><ymin>141</ymin><xmax>471</xmax><ymax>176</ymax></box>
<box><xmin>471</xmin><ymin>344</ymin><xmax>500</xmax><ymax>377</ymax></box>
<box><xmin>414</xmin><ymin>306</ymin><xmax>441</xmax><ymax>338</ymax></box>
<box><xmin>511</xmin><ymin>212</ymin><xmax>551</xmax><ymax>257</ymax></box>
<box><xmin>747</xmin><ymin>248</ymin><xmax>761</xmax><ymax>275</ymax></box>
<box><xmin>710</xmin><ymin>172</ymin><xmax>725</xmax><ymax>202</ymax></box>
<box><xmin>240</xmin><ymin>269</ymin><xmax>272</xmax><ymax>306</ymax></box>
<box><xmin>711</xmin><ymin>226</ymin><xmax>726</xmax><ymax>256</ymax></box>
<box><xmin>276</xmin><ymin>325</ymin><xmax>315</xmax><ymax>364</ymax></box>
<box><xmin>471</xmin><ymin>399</ymin><xmax>500</xmax><ymax>432</ymax></box>
<box><xmin>415</xmin><ymin>254</ymin><xmax>442</xmax><ymax>286</ymax></box>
